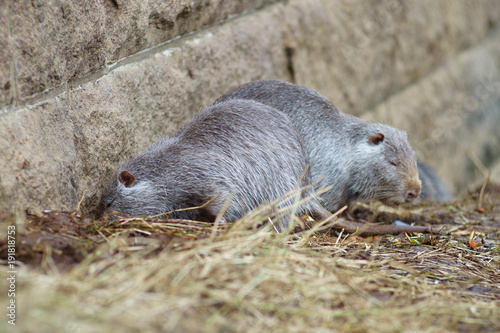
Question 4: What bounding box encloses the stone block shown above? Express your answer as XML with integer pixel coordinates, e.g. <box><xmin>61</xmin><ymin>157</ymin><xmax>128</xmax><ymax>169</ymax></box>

<box><xmin>0</xmin><ymin>97</ymin><xmax>79</xmax><ymax>214</ymax></box>
<box><xmin>285</xmin><ymin>0</ymin><xmax>496</xmax><ymax>115</ymax></box>
<box><xmin>6</xmin><ymin>0</ymin><xmax>279</xmax><ymax>101</ymax></box>
<box><xmin>9</xmin><ymin>1</ymin><xmax>107</xmax><ymax>99</ymax></box>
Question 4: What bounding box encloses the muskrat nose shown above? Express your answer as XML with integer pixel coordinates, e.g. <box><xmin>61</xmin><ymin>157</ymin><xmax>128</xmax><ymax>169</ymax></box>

<box><xmin>406</xmin><ymin>189</ymin><xmax>420</xmax><ymax>201</ymax></box>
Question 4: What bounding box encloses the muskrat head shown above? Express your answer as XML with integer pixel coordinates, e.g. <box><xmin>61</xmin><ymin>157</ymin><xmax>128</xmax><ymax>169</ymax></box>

<box><xmin>95</xmin><ymin>168</ymin><xmax>167</xmax><ymax>219</ymax></box>
<box><xmin>350</xmin><ymin>125</ymin><xmax>422</xmax><ymax>207</ymax></box>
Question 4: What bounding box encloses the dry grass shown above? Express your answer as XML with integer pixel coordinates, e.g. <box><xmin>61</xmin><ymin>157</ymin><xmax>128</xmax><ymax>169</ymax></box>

<box><xmin>1</xmin><ymin>184</ymin><xmax>499</xmax><ymax>332</ymax></box>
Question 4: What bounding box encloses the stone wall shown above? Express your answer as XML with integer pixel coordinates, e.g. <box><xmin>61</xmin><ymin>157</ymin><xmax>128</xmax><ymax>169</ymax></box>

<box><xmin>1</xmin><ymin>0</ymin><xmax>499</xmax><ymax>216</ymax></box>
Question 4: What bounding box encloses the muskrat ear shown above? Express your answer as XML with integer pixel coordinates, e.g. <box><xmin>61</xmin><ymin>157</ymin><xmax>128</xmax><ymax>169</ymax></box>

<box><xmin>369</xmin><ymin>132</ymin><xmax>385</xmax><ymax>145</ymax></box>
<box><xmin>119</xmin><ymin>170</ymin><xmax>136</xmax><ymax>188</ymax></box>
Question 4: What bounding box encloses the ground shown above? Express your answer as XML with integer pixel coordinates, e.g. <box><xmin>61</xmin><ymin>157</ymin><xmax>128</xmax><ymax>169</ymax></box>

<box><xmin>0</xmin><ymin>182</ymin><xmax>499</xmax><ymax>332</ymax></box>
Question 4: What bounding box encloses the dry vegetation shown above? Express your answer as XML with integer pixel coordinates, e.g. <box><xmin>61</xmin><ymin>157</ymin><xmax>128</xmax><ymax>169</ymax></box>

<box><xmin>1</xmin><ymin>183</ymin><xmax>499</xmax><ymax>332</ymax></box>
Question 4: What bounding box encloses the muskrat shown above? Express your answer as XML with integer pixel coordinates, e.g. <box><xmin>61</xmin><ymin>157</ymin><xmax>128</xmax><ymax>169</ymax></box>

<box><xmin>97</xmin><ymin>98</ymin><xmax>436</xmax><ymax>236</ymax></box>
<box><xmin>217</xmin><ymin>80</ymin><xmax>425</xmax><ymax>212</ymax></box>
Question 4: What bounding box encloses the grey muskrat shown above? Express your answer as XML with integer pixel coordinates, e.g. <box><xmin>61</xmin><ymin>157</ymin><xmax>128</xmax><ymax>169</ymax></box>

<box><xmin>96</xmin><ymin>98</ymin><xmax>436</xmax><ymax>236</ymax></box>
<box><xmin>96</xmin><ymin>99</ymin><xmax>318</xmax><ymax>227</ymax></box>
<box><xmin>216</xmin><ymin>80</ymin><xmax>425</xmax><ymax>212</ymax></box>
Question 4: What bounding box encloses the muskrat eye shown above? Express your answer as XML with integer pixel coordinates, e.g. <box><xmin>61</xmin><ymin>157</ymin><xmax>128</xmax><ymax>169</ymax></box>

<box><xmin>389</xmin><ymin>161</ymin><xmax>398</xmax><ymax>167</ymax></box>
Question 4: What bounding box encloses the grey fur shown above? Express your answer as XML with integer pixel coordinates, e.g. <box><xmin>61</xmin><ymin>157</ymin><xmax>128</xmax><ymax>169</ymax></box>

<box><xmin>216</xmin><ymin>80</ymin><xmax>423</xmax><ymax>212</ymax></box>
<box><xmin>96</xmin><ymin>99</ymin><xmax>323</xmax><ymax>227</ymax></box>
<box><xmin>417</xmin><ymin>162</ymin><xmax>452</xmax><ymax>203</ymax></box>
